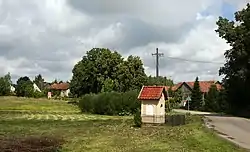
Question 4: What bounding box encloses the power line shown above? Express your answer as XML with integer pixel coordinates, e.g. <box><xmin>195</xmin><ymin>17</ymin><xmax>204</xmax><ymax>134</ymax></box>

<box><xmin>164</xmin><ymin>56</ymin><xmax>224</xmax><ymax>64</ymax></box>
<box><xmin>152</xmin><ymin>48</ymin><xmax>164</xmax><ymax>77</ymax></box>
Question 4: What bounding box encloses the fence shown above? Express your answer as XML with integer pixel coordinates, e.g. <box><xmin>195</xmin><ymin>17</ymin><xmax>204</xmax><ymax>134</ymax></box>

<box><xmin>165</xmin><ymin>114</ymin><xmax>186</xmax><ymax>126</ymax></box>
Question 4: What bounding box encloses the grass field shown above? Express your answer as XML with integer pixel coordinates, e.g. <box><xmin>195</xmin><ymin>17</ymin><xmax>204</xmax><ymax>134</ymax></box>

<box><xmin>0</xmin><ymin>96</ymin><xmax>246</xmax><ymax>152</ymax></box>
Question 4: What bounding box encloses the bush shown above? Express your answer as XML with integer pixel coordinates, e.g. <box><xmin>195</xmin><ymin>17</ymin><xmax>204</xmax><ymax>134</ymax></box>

<box><xmin>78</xmin><ymin>90</ymin><xmax>140</xmax><ymax>116</ymax></box>
<box><xmin>134</xmin><ymin>108</ymin><xmax>142</xmax><ymax>127</ymax></box>
<box><xmin>0</xmin><ymin>135</ymin><xmax>64</xmax><ymax>152</ymax></box>
<box><xmin>165</xmin><ymin>98</ymin><xmax>179</xmax><ymax>112</ymax></box>
<box><xmin>32</xmin><ymin>91</ymin><xmax>45</xmax><ymax>98</ymax></box>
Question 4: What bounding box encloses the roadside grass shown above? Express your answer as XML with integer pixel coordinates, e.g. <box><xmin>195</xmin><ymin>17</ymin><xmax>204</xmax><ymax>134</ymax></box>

<box><xmin>0</xmin><ymin>97</ymin><xmax>247</xmax><ymax>152</ymax></box>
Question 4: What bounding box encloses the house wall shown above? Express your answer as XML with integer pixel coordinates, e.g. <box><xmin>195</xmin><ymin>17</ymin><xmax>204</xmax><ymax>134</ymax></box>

<box><xmin>141</xmin><ymin>93</ymin><xmax>165</xmax><ymax>124</ymax></box>
<box><xmin>60</xmin><ymin>89</ymin><xmax>70</xmax><ymax>97</ymax></box>
<box><xmin>179</xmin><ymin>84</ymin><xmax>192</xmax><ymax>100</ymax></box>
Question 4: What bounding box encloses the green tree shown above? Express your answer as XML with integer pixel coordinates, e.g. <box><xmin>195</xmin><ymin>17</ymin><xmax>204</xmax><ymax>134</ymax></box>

<box><xmin>101</xmin><ymin>78</ymin><xmax>116</xmax><ymax>93</ymax></box>
<box><xmin>215</xmin><ymin>3</ymin><xmax>250</xmax><ymax>116</ymax></box>
<box><xmin>190</xmin><ymin>77</ymin><xmax>203</xmax><ymax>110</ymax></box>
<box><xmin>34</xmin><ymin>74</ymin><xmax>44</xmax><ymax>91</ymax></box>
<box><xmin>0</xmin><ymin>73</ymin><xmax>12</xmax><ymax>96</ymax></box>
<box><xmin>204</xmin><ymin>85</ymin><xmax>219</xmax><ymax>112</ymax></box>
<box><xmin>173</xmin><ymin>89</ymin><xmax>183</xmax><ymax>103</ymax></box>
<box><xmin>146</xmin><ymin>76</ymin><xmax>174</xmax><ymax>86</ymax></box>
<box><xmin>116</xmin><ymin>55</ymin><xmax>147</xmax><ymax>92</ymax></box>
<box><xmin>70</xmin><ymin>48</ymin><xmax>147</xmax><ymax>97</ymax></box>
<box><xmin>133</xmin><ymin>108</ymin><xmax>142</xmax><ymax>127</ymax></box>
<box><xmin>16</xmin><ymin>76</ymin><xmax>34</xmax><ymax>97</ymax></box>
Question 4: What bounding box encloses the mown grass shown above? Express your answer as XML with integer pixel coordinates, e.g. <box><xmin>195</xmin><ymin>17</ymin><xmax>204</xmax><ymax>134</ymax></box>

<box><xmin>0</xmin><ymin>96</ymin><xmax>247</xmax><ymax>152</ymax></box>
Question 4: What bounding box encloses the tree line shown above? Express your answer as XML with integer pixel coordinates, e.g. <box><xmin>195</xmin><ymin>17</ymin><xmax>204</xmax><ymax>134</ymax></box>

<box><xmin>1</xmin><ymin>3</ymin><xmax>250</xmax><ymax>118</ymax></box>
<box><xmin>0</xmin><ymin>73</ymin><xmax>67</xmax><ymax>98</ymax></box>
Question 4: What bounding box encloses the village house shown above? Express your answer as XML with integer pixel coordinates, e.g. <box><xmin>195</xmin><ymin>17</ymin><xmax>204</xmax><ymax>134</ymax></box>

<box><xmin>49</xmin><ymin>82</ymin><xmax>70</xmax><ymax>97</ymax></box>
<box><xmin>138</xmin><ymin>86</ymin><xmax>168</xmax><ymax>124</ymax></box>
<box><xmin>168</xmin><ymin>81</ymin><xmax>222</xmax><ymax>106</ymax></box>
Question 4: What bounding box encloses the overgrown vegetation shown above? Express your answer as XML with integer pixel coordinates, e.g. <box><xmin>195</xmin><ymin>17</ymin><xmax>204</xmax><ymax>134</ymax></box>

<box><xmin>78</xmin><ymin>90</ymin><xmax>140</xmax><ymax>116</ymax></box>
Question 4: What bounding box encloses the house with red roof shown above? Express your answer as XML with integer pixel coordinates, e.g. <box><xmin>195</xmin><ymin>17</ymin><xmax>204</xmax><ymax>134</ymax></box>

<box><xmin>169</xmin><ymin>80</ymin><xmax>222</xmax><ymax>107</ymax></box>
<box><xmin>49</xmin><ymin>82</ymin><xmax>70</xmax><ymax>97</ymax></box>
<box><xmin>138</xmin><ymin>86</ymin><xmax>168</xmax><ymax>124</ymax></box>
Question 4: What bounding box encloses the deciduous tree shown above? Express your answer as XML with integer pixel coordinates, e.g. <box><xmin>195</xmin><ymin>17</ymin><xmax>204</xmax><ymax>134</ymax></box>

<box><xmin>16</xmin><ymin>76</ymin><xmax>34</xmax><ymax>97</ymax></box>
<box><xmin>0</xmin><ymin>73</ymin><xmax>12</xmax><ymax>96</ymax></box>
<box><xmin>70</xmin><ymin>48</ymin><xmax>147</xmax><ymax>97</ymax></box>
<box><xmin>34</xmin><ymin>74</ymin><xmax>44</xmax><ymax>91</ymax></box>
<box><xmin>216</xmin><ymin>3</ymin><xmax>250</xmax><ymax>116</ymax></box>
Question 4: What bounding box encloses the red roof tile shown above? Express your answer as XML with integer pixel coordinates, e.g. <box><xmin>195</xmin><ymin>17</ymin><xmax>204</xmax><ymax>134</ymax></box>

<box><xmin>182</xmin><ymin>81</ymin><xmax>222</xmax><ymax>93</ymax></box>
<box><xmin>138</xmin><ymin>86</ymin><xmax>167</xmax><ymax>100</ymax></box>
<box><xmin>50</xmin><ymin>83</ymin><xmax>69</xmax><ymax>90</ymax></box>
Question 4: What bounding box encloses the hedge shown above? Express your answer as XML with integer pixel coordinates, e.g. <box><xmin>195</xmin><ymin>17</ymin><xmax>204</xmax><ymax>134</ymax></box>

<box><xmin>78</xmin><ymin>90</ymin><xmax>140</xmax><ymax>116</ymax></box>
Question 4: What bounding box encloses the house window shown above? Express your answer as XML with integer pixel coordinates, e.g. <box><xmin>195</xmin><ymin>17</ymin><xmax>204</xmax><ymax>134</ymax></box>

<box><xmin>145</xmin><ymin>104</ymin><xmax>154</xmax><ymax>115</ymax></box>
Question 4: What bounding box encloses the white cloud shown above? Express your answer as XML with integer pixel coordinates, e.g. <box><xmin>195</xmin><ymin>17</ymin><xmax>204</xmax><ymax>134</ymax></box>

<box><xmin>0</xmin><ymin>0</ymin><xmax>248</xmax><ymax>84</ymax></box>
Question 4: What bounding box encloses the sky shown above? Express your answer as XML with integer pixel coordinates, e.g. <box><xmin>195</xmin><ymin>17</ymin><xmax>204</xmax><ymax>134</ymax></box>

<box><xmin>0</xmin><ymin>0</ymin><xmax>249</xmax><ymax>84</ymax></box>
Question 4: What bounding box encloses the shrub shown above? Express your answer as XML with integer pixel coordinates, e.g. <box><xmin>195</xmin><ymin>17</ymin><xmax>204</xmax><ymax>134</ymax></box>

<box><xmin>0</xmin><ymin>135</ymin><xmax>64</xmax><ymax>152</ymax></box>
<box><xmin>134</xmin><ymin>108</ymin><xmax>142</xmax><ymax>127</ymax></box>
<box><xmin>78</xmin><ymin>90</ymin><xmax>140</xmax><ymax>116</ymax></box>
<box><xmin>165</xmin><ymin>98</ymin><xmax>178</xmax><ymax>112</ymax></box>
<box><xmin>32</xmin><ymin>91</ymin><xmax>45</xmax><ymax>98</ymax></box>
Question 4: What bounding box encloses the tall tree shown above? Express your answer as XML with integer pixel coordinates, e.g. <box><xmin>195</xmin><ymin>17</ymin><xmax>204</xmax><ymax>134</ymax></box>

<box><xmin>16</xmin><ymin>76</ymin><xmax>34</xmax><ymax>97</ymax></box>
<box><xmin>216</xmin><ymin>3</ymin><xmax>250</xmax><ymax>116</ymax></box>
<box><xmin>34</xmin><ymin>74</ymin><xmax>44</xmax><ymax>91</ymax></box>
<box><xmin>0</xmin><ymin>73</ymin><xmax>12</xmax><ymax>96</ymax></box>
<box><xmin>70</xmin><ymin>48</ymin><xmax>147</xmax><ymax>97</ymax></box>
<box><xmin>146</xmin><ymin>76</ymin><xmax>174</xmax><ymax>86</ymax></box>
<box><xmin>204</xmin><ymin>85</ymin><xmax>219</xmax><ymax>112</ymax></box>
<box><xmin>190</xmin><ymin>77</ymin><xmax>203</xmax><ymax>110</ymax></box>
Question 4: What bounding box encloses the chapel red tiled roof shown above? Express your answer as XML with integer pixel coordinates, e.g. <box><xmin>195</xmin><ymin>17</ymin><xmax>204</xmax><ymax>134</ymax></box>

<box><xmin>138</xmin><ymin>86</ymin><xmax>167</xmax><ymax>100</ymax></box>
<box><xmin>50</xmin><ymin>83</ymin><xmax>69</xmax><ymax>90</ymax></box>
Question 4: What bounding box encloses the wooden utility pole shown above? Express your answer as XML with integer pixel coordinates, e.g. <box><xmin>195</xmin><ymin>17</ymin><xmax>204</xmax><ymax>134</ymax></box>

<box><xmin>152</xmin><ymin>48</ymin><xmax>164</xmax><ymax>77</ymax></box>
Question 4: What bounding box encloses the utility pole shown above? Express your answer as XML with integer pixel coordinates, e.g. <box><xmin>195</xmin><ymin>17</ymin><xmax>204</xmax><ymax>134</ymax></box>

<box><xmin>152</xmin><ymin>48</ymin><xmax>164</xmax><ymax>77</ymax></box>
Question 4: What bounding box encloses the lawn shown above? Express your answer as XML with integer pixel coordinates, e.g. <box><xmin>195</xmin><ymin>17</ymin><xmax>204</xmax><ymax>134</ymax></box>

<box><xmin>0</xmin><ymin>96</ymin><xmax>246</xmax><ymax>152</ymax></box>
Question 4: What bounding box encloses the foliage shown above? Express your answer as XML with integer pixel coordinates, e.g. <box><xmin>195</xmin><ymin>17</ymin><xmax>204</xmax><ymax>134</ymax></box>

<box><xmin>217</xmin><ymin>89</ymin><xmax>229</xmax><ymax>113</ymax></box>
<box><xmin>33</xmin><ymin>91</ymin><xmax>46</xmax><ymax>98</ymax></box>
<box><xmin>101</xmin><ymin>78</ymin><xmax>116</xmax><ymax>93</ymax></box>
<box><xmin>0</xmin><ymin>73</ymin><xmax>12</xmax><ymax>96</ymax></box>
<box><xmin>172</xmin><ymin>89</ymin><xmax>183</xmax><ymax>103</ymax></box>
<box><xmin>133</xmin><ymin>108</ymin><xmax>142</xmax><ymax>127</ymax></box>
<box><xmin>146</xmin><ymin>76</ymin><xmax>174</xmax><ymax>86</ymax></box>
<box><xmin>190</xmin><ymin>77</ymin><xmax>203</xmax><ymax>110</ymax></box>
<box><xmin>166</xmin><ymin>98</ymin><xmax>180</xmax><ymax>112</ymax></box>
<box><xmin>204</xmin><ymin>85</ymin><xmax>220</xmax><ymax>112</ymax></box>
<box><xmin>78</xmin><ymin>90</ymin><xmax>140</xmax><ymax>116</ymax></box>
<box><xmin>70</xmin><ymin>48</ymin><xmax>147</xmax><ymax>97</ymax></box>
<box><xmin>33</xmin><ymin>74</ymin><xmax>45</xmax><ymax>91</ymax></box>
<box><xmin>215</xmin><ymin>3</ymin><xmax>250</xmax><ymax>116</ymax></box>
<box><xmin>16</xmin><ymin>76</ymin><xmax>34</xmax><ymax>97</ymax></box>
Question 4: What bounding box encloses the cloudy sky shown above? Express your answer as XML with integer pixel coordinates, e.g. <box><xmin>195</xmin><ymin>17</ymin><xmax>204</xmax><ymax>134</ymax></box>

<box><xmin>0</xmin><ymin>0</ymin><xmax>249</xmax><ymax>84</ymax></box>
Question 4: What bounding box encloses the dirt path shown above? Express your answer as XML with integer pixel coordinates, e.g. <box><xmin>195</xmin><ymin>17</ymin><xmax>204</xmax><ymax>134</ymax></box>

<box><xmin>173</xmin><ymin>109</ymin><xmax>250</xmax><ymax>150</ymax></box>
